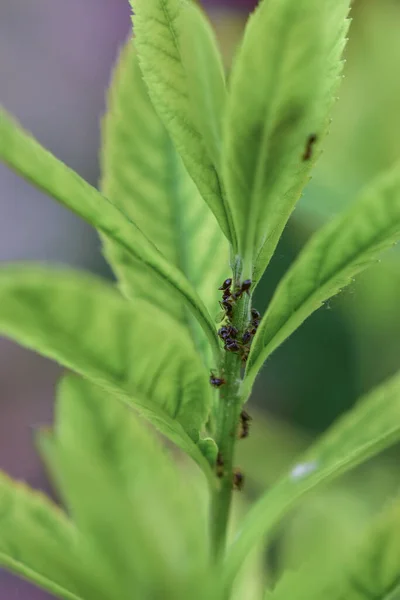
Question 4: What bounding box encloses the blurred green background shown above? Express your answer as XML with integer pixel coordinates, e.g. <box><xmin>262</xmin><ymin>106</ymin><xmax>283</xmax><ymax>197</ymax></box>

<box><xmin>1</xmin><ymin>0</ymin><xmax>400</xmax><ymax>597</ymax></box>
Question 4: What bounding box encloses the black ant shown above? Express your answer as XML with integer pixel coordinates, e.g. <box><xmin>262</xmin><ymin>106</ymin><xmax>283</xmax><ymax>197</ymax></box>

<box><xmin>233</xmin><ymin>468</ymin><xmax>245</xmax><ymax>491</ymax></box>
<box><xmin>302</xmin><ymin>133</ymin><xmax>318</xmax><ymax>161</ymax></box>
<box><xmin>224</xmin><ymin>339</ymin><xmax>241</xmax><ymax>353</ymax></box>
<box><xmin>242</xmin><ymin>330</ymin><xmax>253</xmax><ymax>345</ymax></box>
<box><xmin>210</xmin><ymin>370</ymin><xmax>226</xmax><ymax>388</ymax></box>
<box><xmin>216</xmin><ymin>452</ymin><xmax>224</xmax><ymax>478</ymax></box>
<box><xmin>219</xmin><ymin>299</ymin><xmax>234</xmax><ymax>318</ymax></box>
<box><xmin>218</xmin><ymin>325</ymin><xmax>238</xmax><ymax>341</ymax></box>
<box><xmin>238</xmin><ymin>410</ymin><xmax>252</xmax><ymax>439</ymax></box>
<box><xmin>233</xmin><ymin>279</ymin><xmax>252</xmax><ymax>300</ymax></box>
<box><xmin>219</xmin><ymin>278</ymin><xmax>232</xmax><ymax>292</ymax></box>
<box><xmin>251</xmin><ymin>308</ymin><xmax>261</xmax><ymax>330</ymax></box>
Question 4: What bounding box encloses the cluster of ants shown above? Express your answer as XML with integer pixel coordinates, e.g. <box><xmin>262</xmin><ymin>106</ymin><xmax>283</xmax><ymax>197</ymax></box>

<box><xmin>218</xmin><ymin>277</ymin><xmax>260</xmax><ymax>365</ymax></box>
<box><xmin>208</xmin><ymin>277</ymin><xmax>262</xmax><ymax>491</ymax></box>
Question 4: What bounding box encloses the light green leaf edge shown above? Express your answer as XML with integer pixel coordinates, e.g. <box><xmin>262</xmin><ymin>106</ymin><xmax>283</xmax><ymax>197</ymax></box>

<box><xmin>224</xmin><ymin>370</ymin><xmax>400</xmax><ymax>588</ymax></box>
<box><xmin>0</xmin><ymin>266</ymin><xmax>214</xmax><ymax>481</ymax></box>
<box><xmin>222</xmin><ymin>0</ymin><xmax>350</xmax><ymax>279</ymax></box>
<box><xmin>244</xmin><ymin>162</ymin><xmax>400</xmax><ymax>399</ymax></box>
<box><xmin>0</xmin><ymin>109</ymin><xmax>220</xmax><ymax>361</ymax></box>
<box><xmin>129</xmin><ymin>0</ymin><xmax>236</xmax><ymax>246</ymax></box>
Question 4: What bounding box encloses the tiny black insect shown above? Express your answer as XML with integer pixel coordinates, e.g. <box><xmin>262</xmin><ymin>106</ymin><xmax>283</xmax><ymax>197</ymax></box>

<box><xmin>233</xmin><ymin>468</ymin><xmax>245</xmax><ymax>491</ymax></box>
<box><xmin>241</xmin><ymin>279</ymin><xmax>252</xmax><ymax>294</ymax></box>
<box><xmin>219</xmin><ymin>278</ymin><xmax>232</xmax><ymax>291</ymax></box>
<box><xmin>224</xmin><ymin>339</ymin><xmax>241</xmax><ymax>353</ymax></box>
<box><xmin>216</xmin><ymin>452</ymin><xmax>224</xmax><ymax>478</ymax></box>
<box><xmin>242</xmin><ymin>330</ymin><xmax>252</xmax><ymax>345</ymax></box>
<box><xmin>218</xmin><ymin>325</ymin><xmax>238</xmax><ymax>340</ymax></box>
<box><xmin>220</xmin><ymin>299</ymin><xmax>233</xmax><ymax>318</ymax></box>
<box><xmin>232</xmin><ymin>279</ymin><xmax>253</xmax><ymax>301</ymax></box>
<box><xmin>218</xmin><ymin>326</ymin><xmax>231</xmax><ymax>340</ymax></box>
<box><xmin>210</xmin><ymin>370</ymin><xmax>226</xmax><ymax>388</ymax></box>
<box><xmin>239</xmin><ymin>410</ymin><xmax>252</xmax><ymax>439</ymax></box>
<box><xmin>251</xmin><ymin>308</ymin><xmax>261</xmax><ymax>321</ymax></box>
<box><xmin>302</xmin><ymin>133</ymin><xmax>318</xmax><ymax>161</ymax></box>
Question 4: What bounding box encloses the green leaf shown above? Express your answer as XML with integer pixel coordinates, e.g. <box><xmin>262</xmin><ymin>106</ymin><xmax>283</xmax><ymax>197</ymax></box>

<box><xmin>179</xmin><ymin>3</ymin><xmax>227</xmax><ymax>168</ymax></box>
<box><xmin>224</xmin><ymin>370</ymin><xmax>400</xmax><ymax>587</ymax></box>
<box><xmin>0</xmin><ymin>472</ymin><xmax>87</xmax><ymax>600</ymax></box>
<box><xmin>332</xmin><ymin>498</ymin><xmax>400</xmax><ymax>600</ymax></box>
<box><xmin>267</xmin><ymin>496</ymin><xmax>400</xmax><ymax>600</ymax></box>
<box><xmin>130</xmin><ymin>0</ymin><xmax>235</xmax><ymax>244</ymax></box>
<box><xmin>0</xmin><ymin>266</ymin><xmax>212</xmax><ymax>472</ymax></box>
<box><xmin>245</xmin><ymin>163</ymin><xmax>400</xmax><ymax>397</ymax></box>
<box><xmin>49</xmin><ymin>375</ymin><xmax>212</xmax><ymax>599</ymax></box>
<box><xmin>101</xmin><ymin>40</ymin><xmax>229</xmax><ymax>364</ymax></box>
<box><xmin>0</xmin><ymin>108</ymin><xmax>220</xmax><ymax>359</ymax></box>
<box><xmin>222</xmin><ymin>0</ymin><xmax>350</xmax><ymax>278</ymax></box>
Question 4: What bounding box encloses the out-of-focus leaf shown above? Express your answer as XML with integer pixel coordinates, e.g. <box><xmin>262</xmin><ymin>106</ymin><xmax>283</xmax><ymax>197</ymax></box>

<box><xmin>222</xmin><ymin>0</ymin><xmax>350</xmax><ymax>279</ymax></box>
<box><xmin>332</xmin><ymin>498</ymin><xmax>400</xmax><ymax>599</ymax></box>
<box><xmin>130</xmin><ymin>0</ymin><xmax>235</xmax><ymax>244</ymax></box>
<box><xmin>0</xmin><ymin>472</ymin><xmax>100</xmax><ymax>600</ymax></box>
<box><xmin>245</xmin><ymin>163</ymin><xmax>400</xmax><ymax>397</ymax></box>
<box><xmin>101</xmin><ymin>41</ymin><xmax>228</xmax><ymax>364</ymax></box>
<box><xmin>49</xmin><ymin>375</ymin><xmax>213</xmax><ymax>600</ymax></box>
<box><xmin>268</xmin><ymin>496</ymin><xmax>400</xmax><ymax>600</ymax></box>
<box><xmin>0</xmin><ymin>266</ymin><xmax>212</xmax><ymax>472</ymax></box>
<box><xmin>0</xmin><ymin>108</ymin><xmax>220</xmax><ymax>358</ymax></box>
<box><xmin>225</xmin><ymin>370</ymin><xmax>400</xmax><ymax>587</ymax></box>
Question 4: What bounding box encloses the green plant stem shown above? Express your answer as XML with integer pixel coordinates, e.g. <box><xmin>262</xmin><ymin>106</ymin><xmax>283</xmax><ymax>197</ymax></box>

<box><xmin>211</xmin><ymin>282</ymin><xmax>251</xmax><ymax>559</ymax></box>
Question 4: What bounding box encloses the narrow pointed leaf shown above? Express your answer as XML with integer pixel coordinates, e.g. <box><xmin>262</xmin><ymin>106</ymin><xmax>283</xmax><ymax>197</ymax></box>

<box><xmin>225</xmin><ymin>371</ymin><xmax>400</xmax><ymax>586</ymax></box>
<box><xmin>0</xmin><ymin>266</ymin><xmax>212</xmax><ymax>471</ymax></box>
<box><xmin>130</xmin><ymin>0</ymin><xmax>235</xmax><ymax>244</ymax></box>
<box><xmin>101</xmin><ymin>41</ymin><xmax>229</xmax><ymax>364</ymax></box>
<box><xmin>49</xmin><ymin>376</ymin><xmax>211</xmax><ymax>599</ymax></box>
<box><xmin>222</xmin><ymin>0</ymin><xmax>350</xmax><ymax>278</ymax></box>
<box><xmin>245</xmin><ymin>163</ymin><xmax>400</xmax><ymax>396</ymax></box>
<box><xmin>0</xmin><ymin>109</ymin><xmax>220</xmax><ymax>358</ymax></box>
<box><xmin>0</xmin><ymin>472</ymin><xmax>83</xmax><ymax>600</ymax></box>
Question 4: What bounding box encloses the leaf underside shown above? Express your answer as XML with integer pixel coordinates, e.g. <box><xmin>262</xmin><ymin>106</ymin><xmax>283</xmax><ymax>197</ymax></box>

<box><xmin>0</xmin><ymin>266</ymin><xmax>212</xmax><ymax>473</ymax></box>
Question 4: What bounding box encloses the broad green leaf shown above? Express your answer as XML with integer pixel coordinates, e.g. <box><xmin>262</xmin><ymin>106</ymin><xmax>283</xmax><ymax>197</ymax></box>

<box><xmin>0</xmin><ymin>109</ymin><xmax>220</xmax><ymax>359</ymax></box>
<box><xmin>245</xmin><ymin>163</ymin><xmax>400</xmax><ymax>397</ymax></box>
<box><xmin>224</xmin><ymin>370</ymin><xmax>400</xmax><ymax>587</ymax></box>
<box><xmin>222</xmin><ymin>0</ymin><xmax>350</xmax><ymax>278</ymax></box>
<box><xmin>48</xmin><ymin>375</ymin><xmax>212</xmax><ymax>600</ymax></box>
<box><xmin>130</xmin><ymin>0</ymin><xmax>235</xmax><ymax>244</ymax></box>
<box><xmin>101</xmin><ymin>40</ymin><xmax>229</xmax><ymax>364</ymax></box>
<box><xmin>0</xmin><ymin>471</ymin><xmax>100</xmax><ymax>600</ymax></box>
<box><xmin>0</xmin><ymin>266</ymin><xmax>212</xmax><ymax>472</ymax></box>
